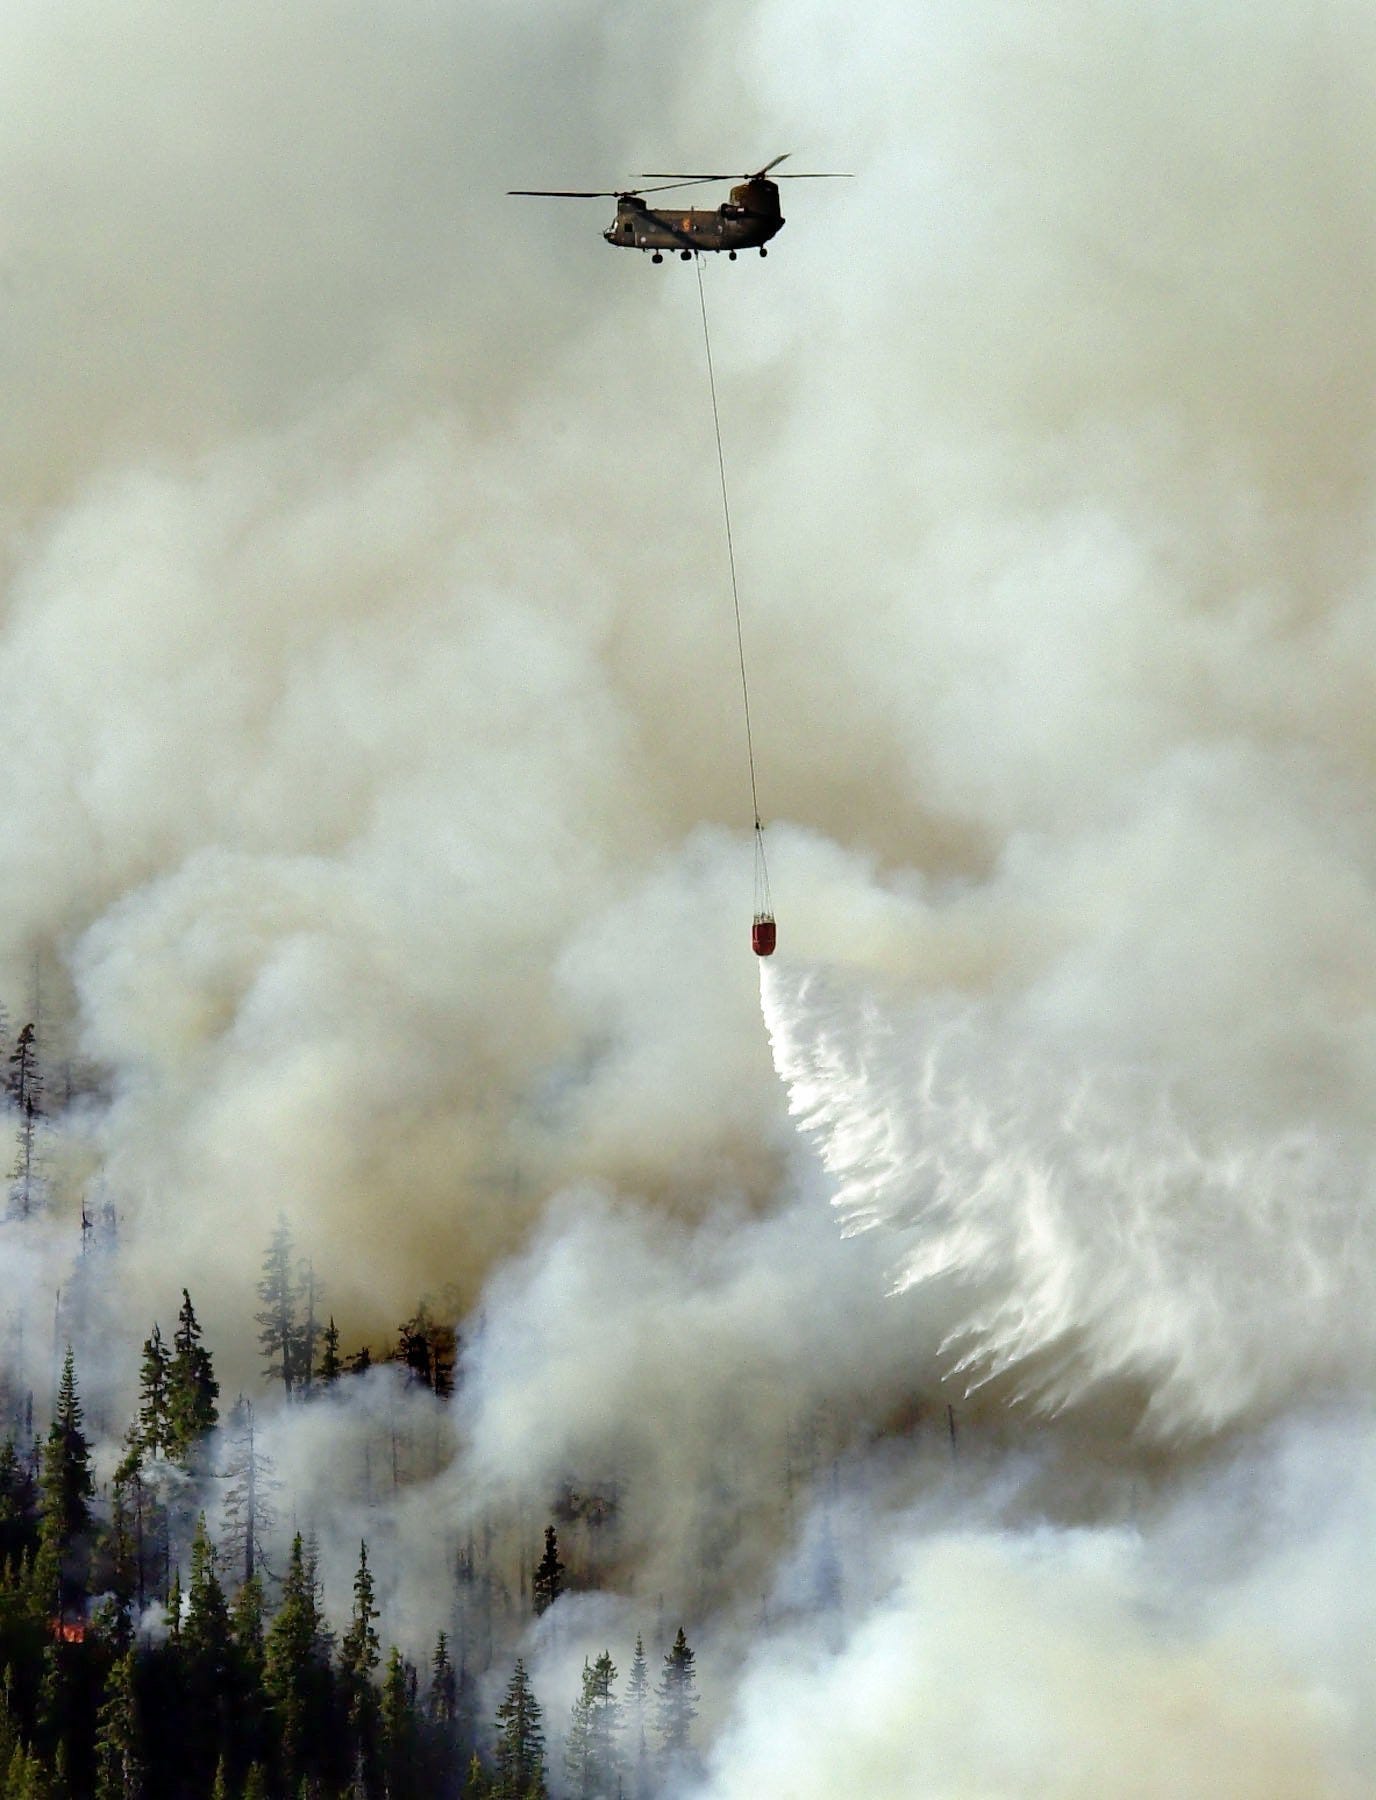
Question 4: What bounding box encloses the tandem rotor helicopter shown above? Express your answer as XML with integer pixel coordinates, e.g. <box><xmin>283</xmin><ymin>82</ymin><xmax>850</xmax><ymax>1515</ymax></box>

<box><xmin>509</xmin><ymin>154</ymin><xmax>850</xmax><ymax>261</ymax></box>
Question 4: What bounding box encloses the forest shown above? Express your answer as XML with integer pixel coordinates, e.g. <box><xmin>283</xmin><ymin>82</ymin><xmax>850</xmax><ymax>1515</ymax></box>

<box><xmin>0</xmin><ymin>1021</ymin><xmax>702</xmax><ymax>1800</ymax></box>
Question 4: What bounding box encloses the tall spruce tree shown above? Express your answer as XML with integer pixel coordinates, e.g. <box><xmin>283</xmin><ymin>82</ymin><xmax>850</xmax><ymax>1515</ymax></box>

<box><xmin>315</xmin><ymin>1318</ymin><xmax>342</xmax><ymax>1389</ymax></box>
<box><xmin>625</xmin><ymin>1633</ymin><xmax>651</xmax><ymax>1800</ymax></box>
<box><xmin>93</xmin><ymin>1647</ymin><xmax>145</xmax><ymax>1800</ymax></box>
<box><xmin>135</xmin><ymin>1329</ymin><xmax>171</xmax><ymax>1461</ymax></box>
<box><xmin>166</xmin><ymin>1292</ymin><xmax>219</xmax><ymax>1463</ymax></box>
<box><xmin>220</xmin><ymin>1398</ymin><xmax>276</xmax><ymax>1588</ymax></box>
<box><xmin>7</xmin><ymin>1025</ymin><xmax>39</xmax><ymax>1113</ymax></box>
<box><xmin>655</xmin><ymin>1627</ymin><xmax>699</xmax><ymax>1772</ymax></box>
<box><xmin>35</xmin><ymin>1349</ymin><xmax>93</xmax><ymax>1621</ymax></box>
<box><xmin>255</xmin><ymin>1217</ymin><xmax>300</xmax><ymax>1398</ymax></box>
<box><xmin>296</xmin><ymin>1261</ymin><xmax>322</xmax><ymax>1402</ymax></box>
<box><xmin>492</xmin><ymin>1658</ymin><xmax>545</xmax><ymax>1800</ymax></box>
<box><xmin>263</xmin><ymin>1534</ymin><xmax>331</xmax><ymax>1790</ymax></box>
<box><xmin>182</xmin><ymin>1516</ymin><xmax>232</xmax><ymax>1790</ymax></box>
<box><xmin>565</xmin><ymin>1654</ymin><xmax>624</xmax><ymax>1800</ymax></box>
<box><xmin>531</xmin><ymin>1526</ymin><xmax>564</xmax><ymax>1617</ymax></box>
<box><xmin>380</xmin><ymin>1647</ymin><xmax>418</xmax><ymax>1800</ymax></box>
<box><xmin>338</xmin><ymin>1540</ymin><xmax>381</xmax><ymax>1786</ymax></box>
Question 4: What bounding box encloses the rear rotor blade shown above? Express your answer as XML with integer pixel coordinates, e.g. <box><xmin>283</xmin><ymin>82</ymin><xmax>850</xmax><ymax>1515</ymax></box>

<box><xmin>770</xmin><ymin>172</ymin><xmax>852</xmax><ymax>179</ymax></box>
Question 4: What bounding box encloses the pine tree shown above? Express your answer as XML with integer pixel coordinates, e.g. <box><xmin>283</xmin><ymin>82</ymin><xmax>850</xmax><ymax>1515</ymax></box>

<box><xmin>316</xmin><ymin>1318</ymin><xmax>342</xmax><ymax>1389</ymax></box>
<box><xmin>380</xmin><ymin>1647</ymin><xmax>418</xmax><ymax>1800</ymax></box>
<box><xmin>135</xmin><ymin>1329</ymin><xmax>171</xmax><ymax>1461</ymax></box>
<box><xmin>0</xmin><ymin>1434</ymin><xmax>38</xmax><ymax>1568</ymax></box>
<box><xmin>35</xmin><ymin>1349</ymin><xmax>93</xmax><ymax>1622</ymax></box>
<box><xmin>429</xmin><ymin>1629</ymin><xmax>456</xmax><ymax>1722</ymax></box>
<box><xmin>230</xmin><ymin>1574</ymin><xmax>268</xmax><ymax>1779</ymax></box>
<box><xmin>95</xmin><ymin>1466</ymin><xmax>137</xmax><ymax>1650</ymax></box>
<box><xmin>219</xmin><ymin>1398</ymin><xmax>277</xmax><ymax>1589</ymax></box>
<box><xmin>625</xmin><ymin>1633</ymin><xmax>651</xmax><ymax>1800</ymax></box>
<box><xmin>338</xmin><ymin>1540</ymin><xmax>380</xmax><ymax>1786</ymax></box>
<box><xmin>255</xmin><ymin>1217</ymin><xmax>300</xmax><ymax>1398</ymax></box>
<box><xmin>93</xmin><ymin>1648</ymin><xmax>145</xmax><ymax>1800</ymax></box>
<box><xmin>564</xmin><ymin>1662</ymin><xmax>592</xmax><ymax>1800</ymax></box>
<box><xmin>463</xmin><ymin>1751</ymin><xmax>491</xmax><ymax>1798</ymax></box>
<box><xmin>7</xmin><ymin>1025</ymin><xmax>39</xmax><ymax>1113</ymax></box>
<box><xmin>655</xmin><ymin>1627</ymin><xmax>698</xmax><ymax>1764</ymax></box>
<box><xmin>110</xmin><ymin>1438</ymin><xmax>166</xmax><ymax>1616</ymax></box>
<box><xmin>166</xmin><ymin>1292</ymin><xmax>219</xmax><ymax>1463</ymax></box>
<box><xmin>263</xmin><ymin>1534</ymin><xmax>331</xmax><ymax>1790</ymax></box>
<box><xmin>655</xmin><ymin>1627</ymin><xmax>698</xmax><ymax>1774</ymax></box>
<box><xmin>183</xmin><ymin>1516</ymin><xmax>232</xmax><ymax>1789</ymax></box>
<box><xmin>296</xmin><ymin>1262</ymin><xmax>322</xmax><ymax>1402</ymax></box>
<box><xmin>565</xmin><ymin>1652</ymin><xmax>621</xmax><ymax>1800</ymax></box>
<box><xmin>425</xmin><ymin>1630</ymin><xmax>460</xmax><ymax>1790</ymax></box>
<box><xmin>531</xmin><ymin>1527</ymin><xmax>563</xmax><ymax>1617</ymax></box>
<box><xmin>492</xmin><ymin>1659</ymin><xmax>545</xmax><ymax>1800</ymax></box>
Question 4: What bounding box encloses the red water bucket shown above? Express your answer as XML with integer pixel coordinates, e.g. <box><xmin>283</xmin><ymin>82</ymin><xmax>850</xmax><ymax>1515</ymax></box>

<box><xmin>751</xmin><ymin>914</ymin><xmax>777</xmax><ymax>957</ymax></box>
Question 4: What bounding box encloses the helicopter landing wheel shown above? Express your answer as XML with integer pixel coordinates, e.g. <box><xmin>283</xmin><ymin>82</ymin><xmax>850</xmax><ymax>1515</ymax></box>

<box><xmin>728</xmin><ymin>250</ymin><xmax>737</xmax><ymax>260</ymax></box>
<box><xmin>759</xmin><ymin>246</ymin><xmax>768</xmax><ymax>258</ymax></box>
<box><xmin>652</xmin><ymin>252</ymin><xmax>663</xmax><ymax>263</ymax></box>
<box><xmin>680</xmin><ymin>249</ymin><xmax>692</xmax><ymax>261</ymax></box>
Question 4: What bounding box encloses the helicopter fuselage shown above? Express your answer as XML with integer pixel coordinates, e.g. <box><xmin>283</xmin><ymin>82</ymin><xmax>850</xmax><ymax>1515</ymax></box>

<box><xmin>603</xmin><ymin>179</ymin><xmax>784</xmax><ymax>255</ymax></box>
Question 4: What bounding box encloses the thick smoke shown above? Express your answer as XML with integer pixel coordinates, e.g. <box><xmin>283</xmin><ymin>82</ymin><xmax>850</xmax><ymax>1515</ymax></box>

<box><xmin>2</xmin><ymin>0</ymin><xmax>1374</xmax><ymax>1791</ymax></box>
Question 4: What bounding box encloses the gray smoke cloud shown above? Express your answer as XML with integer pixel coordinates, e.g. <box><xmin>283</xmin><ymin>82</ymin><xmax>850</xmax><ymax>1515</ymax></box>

<box><xmin>3</xmin><ymin>0</ymin><xmax>1375</xmax><ymax>1790</ymax></box>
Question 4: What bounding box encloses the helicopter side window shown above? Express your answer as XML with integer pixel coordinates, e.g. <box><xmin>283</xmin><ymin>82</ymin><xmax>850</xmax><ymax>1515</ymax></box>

<box><xmin>623</xmin><ymin>219</ymin><xmax>635</xmax><ymax>240</ymax></box>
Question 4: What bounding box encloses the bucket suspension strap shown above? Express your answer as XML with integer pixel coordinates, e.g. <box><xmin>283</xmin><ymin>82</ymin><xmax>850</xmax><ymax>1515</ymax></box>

<box><xmin>696</xmin><ymin>257</ymin><xmax>772</xmax><ymax>924</ymax></box>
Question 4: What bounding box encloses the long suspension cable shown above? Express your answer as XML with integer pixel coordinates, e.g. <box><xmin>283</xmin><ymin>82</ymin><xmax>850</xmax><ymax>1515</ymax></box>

<box><xmin>696</xmin><ymin>258</ymin><xmax>771</xmax><ymax>906</ymax></box>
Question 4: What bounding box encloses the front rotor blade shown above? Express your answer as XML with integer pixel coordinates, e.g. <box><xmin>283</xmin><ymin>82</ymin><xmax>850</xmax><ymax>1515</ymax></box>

<box><xmin>508</xmin><ymin>189</ymin><xmax>623</xmax><ymax>198</ymax></box>
<box><xmin>770</xmin><ymin>172</ymin><xmax>852</xmax><ymax>179</ymax></box>
<box><xmin>754</xmin><ymin>153</ymin><xmax>791</xmax><ymax>176</ymax></box>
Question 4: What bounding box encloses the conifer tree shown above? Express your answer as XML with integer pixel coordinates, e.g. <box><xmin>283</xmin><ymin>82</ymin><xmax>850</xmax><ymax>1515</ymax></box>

<box><xmin>463</xmin><ymin>1751</ymin><xmax>491</xmax><ymax>1798</ymax></box>
<box><xmin>0</xmin><ymin>1435</ymin><xmax>38</xmax><ymax>1568</ymax></box>
<box><xmin>255</xmin><ymin>1217</ymin><xmax>300</xmax><ymax>1398</ymax></box>
<box><xmin>655</xmin><ymin>1628</ymin><xmax>698</xmax><ymax>1771</ymax></box>
<box><xmin>492</xmin><ymin>1658</ymin><xmax>545</xmax><ymax>1800</ymax></box>
<box><xmin>93</xmin><ymin>1647</ymin><xmax>145</xmax><ymax>1800</ymax></box>
<box><xmin>338</xmin><ymin>1540</ymin><xmax>380</xmax><ymax>1784</ymax></box>
<box><xmin>565</xmin><ymin>1651</ymin><xmax>621</xmax><ymax>1800</ymax></box>
<box><xmin>110</xmin><ymin>1438</ymin><xmax>166</xmax><ymax>1615</ymax></box>
<box><xmin>35</xmin><ymin>1349</ymin><xmax>93</xmax><ymax>1621</ymax></box>
<box><xmin>183</xmin><ymin>1516</ymin><xmax>232</xmax><ymax>1788</ymax></box>
<box><xmin>380</xmin><ymin>1646</ymin><xmax>418</xmax><ymax>1800</ymax></box>
<box><xmin>316</xmin><ymin>1318</ymin><xmax>342</xmax><ymax>1389</ymax></box>
<box><xmin>220</xmin><ymin>1399</ymin><xmax>277</xmax><ymax>1589</ymax></box>
<box><xmin>625</xmin><ymin>1633</ymin><xmax>651</xmax><ymax>1800</ymax></box>
<box><xmin>7</xmin><ymin>1025</ymin><xmax>39</xmax><ymax>1113</ymax></box>
<box><xmin>531</xmin><ymin>1526</ymin><xmax>563</xmax><ymax>1617</ymax></box>
<box><xmin>429</xmin><ymin>1630</ymin><xmax>456</xmax><ymax>1725</ymax></box>
<box><xmin>296</xmin><ymin>1262</ymin><xmax>322</xmax><ymax>1402</ymax></box>
<box><xmin>166</xmin><ymin>1292</ymin><xmax>219</xmax><ymax>1463</ymax></box>
<box><xmin>134</xmin><ymin>1329</ymin><xmax>171</xmax><ymax>1461</ymax></box>
<box><xmin>263</xmin><ymin>1534</ymin><xmax>331</xmax><ymax>1790</ymax></box>
<box><xmin>425</xmin><ymin>1630</ymin><xmax>460</xmax><ymax>1788</ymax></box>
<box><xmin>229</xmin><ymin>1574</ymin><xmax>268</xmax><ymax>1780</ymax></box>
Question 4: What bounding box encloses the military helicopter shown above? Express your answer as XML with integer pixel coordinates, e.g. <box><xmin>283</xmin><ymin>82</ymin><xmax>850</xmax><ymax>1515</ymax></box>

<box><xmin>509</xmin><ymin>154</ymin><xmax>850</xmax><ymax>261</ymax></box>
